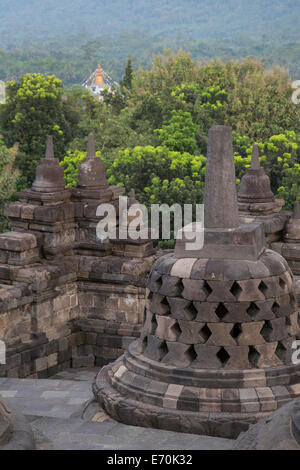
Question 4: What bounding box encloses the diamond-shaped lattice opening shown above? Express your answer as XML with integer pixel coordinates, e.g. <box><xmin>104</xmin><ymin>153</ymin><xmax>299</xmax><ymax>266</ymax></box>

<box><xmin>160</xmin><ymin>296</ymin><xmax>171</xmax><ymax>315</ymax></box>
<box><xmin>140</xmin><ymin>335</ymin><xmax>148</xmax><ymax>353</ymax></box>
<box><xmin>215</xmin><ymin>303</ymin><xmax>229</xmax><ymax>320</ymax></box>
<box><xmin>275</xmin><ymin>341</ymin><xmax>287</xmax><ymax>362</ymax></box>
<box><xmin>184</xmin><ymin>302</ymin><xmax>198</xmax><ymax>320</ymax></box>
<box><xmin>258</xmin><ymin>280</ymin><xmax>268</xmax><ymax>297</ymax></box>
<box><xmin>246</xmin><ymin>302</ymin><xmax>260</xmax><ymax>319</ymax></box>
<box><xmin>186</xmin><ymin>345</ymin><xmax>197</xmax><ymax>363</ymax></box>
<box><xmin>171</xmin><ymin>322</ymin><xmax>182</xmax><ymax>338</ymax></box>
<box><xmin>230</xmin><ymin>281</ymin><xmax>242</xmax><ymax>299</ymax></box>
<box><xmin>151</xmin><ymin>314</ymin><xmax>158</xmax><ymax>334</ymax></box>
<box><xmin>260</xmin><ymin>320</ymin><xmax>273</xmax><ymax>341</ymax></box>
<box><xmin>271</xmin><ymin>301</ymin><xmax>280</xmax><ymax>316</ymax></box>
<box><xmin>158</xmin><ymin>340</ymin><xmax>168</xmax><ymax>361</ymax></box>
<box><xmin>202</xmin><ymin>280</ymin><xmax>213</xmax><ymax>298</ymax></box>
<box><xmin>200</xmin><ymin>324</ymin><xmax>212</xmax><ymax>342</ymax></box>
<box><xmin>155</xmin><ymin>276</ymin><xmax>163</xmax><ymax>289</ymax></box>
<box><xmin>177</xmin><ymin>279</ymin><xmax>184</xmax><ymax>295</ymax></box>
<box><xmin>279</xmin><ymin>277</ymin><xmax>286</xmax><ymax>290</ymax></box>
<box><xmin>230</xmin><ymin>323</ymin><xmax>242</xmax><ymax>340</ymax></box>
<box><xmin>143</xmin><ymin>307</ymin><xmax>147</xmax><ymax>324</ymax></box>
<box><xmin>217</xmin><ymin>347</ymin><xmax>230</xmax><ymax>366</ymax></box>
<box><xmin>248</xmin><ymin>345</ymin><xmax>260</xmax><ymax>367</ymax></box>
<box><xmin>290</xmin><ymin>293</ymin><xmax>297</xmax><ymax>309</ymax></box>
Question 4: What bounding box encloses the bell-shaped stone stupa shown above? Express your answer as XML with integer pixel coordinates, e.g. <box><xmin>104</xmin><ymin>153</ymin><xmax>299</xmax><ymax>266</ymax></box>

<box><xmin>93</xmin><ymin>126</ymin><xmax>300</xmax><ymax>439</ymax></box>
<box><xmin>284</xmin><ymin>201</ymin><xmax>300</xmax><ymax>243</ymax></box>
<box><xmin>32</xmin><ymin>136</ymin><xmax>66</xmax><ymax>192</ymax></box>
<box><xmin>237</xmin><ymin>144</ymin><xmax>284</xmax><ymax>215</ymax></box>
<box><xmin>77</xmin><ymin>133</ymin><xmax>109</xmax><ymax>190</ymax></box>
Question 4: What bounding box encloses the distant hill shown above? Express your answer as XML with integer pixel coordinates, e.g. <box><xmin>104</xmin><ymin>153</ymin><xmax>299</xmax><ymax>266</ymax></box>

<box><xmin>1</xmin><ymin>0</ymin><xmax>300</xmax><ymax>46</ymax></box>
<box><xmin>1</xmin><ymin>1</ymin><xmax>300</xmax><ymax>88</ymax></box>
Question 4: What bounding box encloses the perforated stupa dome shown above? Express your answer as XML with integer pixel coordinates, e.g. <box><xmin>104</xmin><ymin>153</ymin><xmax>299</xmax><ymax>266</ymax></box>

<box><xmin>93</xmin><ymin>125</ymin><xmax>300</xmax><ymax>439</ymax></box>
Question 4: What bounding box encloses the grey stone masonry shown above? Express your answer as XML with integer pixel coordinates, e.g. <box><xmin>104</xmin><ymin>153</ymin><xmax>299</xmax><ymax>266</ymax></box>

<box><xmin>271</xmin><ymin>201</ymin><xmax>300</xmax><ymax>275</ymax></box>
<box><xmin>0</xmin><ymin>135</ymin><xmax>156</xmax><ymax>379</ymax></box>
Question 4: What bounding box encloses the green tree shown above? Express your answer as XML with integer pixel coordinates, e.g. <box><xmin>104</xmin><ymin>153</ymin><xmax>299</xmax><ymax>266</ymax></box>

<box><xmin>277</xmin><ymin>164</ymin><xmax>300</xmax><ymax>210</ymax></box>
<box><xmin>155</xmin><ymin>110</ymin><xmax>197</xmax><ymax>153</ymax></box>
<box><xmin>121</xmin><ymin>56</ymin><xmax>134</xmax><ymax>90</ymax></box>
<box><xmin>0</xmin><ymin>139</ymin><xmax>20</xmax><ymax>232</ymax></box>
<box><xmin>259</xmin><ymin>131</ymin><xmax>300</xmax><ymax>192</ymax></box>
<box><xmin>107</xmin><ymin>145</ymin><xmax>206</xmax><ymax>205</ymax></box>
<box><xmin>0</xmin><ymin>74</ymin><xmax>81</xmax><ymax>186</ymax></box>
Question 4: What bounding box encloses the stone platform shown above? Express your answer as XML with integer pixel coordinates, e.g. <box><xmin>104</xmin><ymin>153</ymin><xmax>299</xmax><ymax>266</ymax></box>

<box><xmin>0</xmin><ymin>369</ymin><xmax>233</xmax><ymax>450</ymax></box>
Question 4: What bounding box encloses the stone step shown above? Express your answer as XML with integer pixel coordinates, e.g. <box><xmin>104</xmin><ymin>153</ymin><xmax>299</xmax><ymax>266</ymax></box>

<box><xmin>29</xmin><ymin>415</ymin><xmax>234</xmax><ymax>450</ymax></box>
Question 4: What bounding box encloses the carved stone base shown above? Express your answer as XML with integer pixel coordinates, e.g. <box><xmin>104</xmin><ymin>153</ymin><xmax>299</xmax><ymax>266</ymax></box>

<box><xmin>94</xmin><ymin>349</ymin><xmax>300</xmax><ymax>438</ymax></box>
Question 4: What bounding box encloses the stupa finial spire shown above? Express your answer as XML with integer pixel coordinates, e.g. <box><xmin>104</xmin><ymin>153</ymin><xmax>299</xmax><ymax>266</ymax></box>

<box><xmin>95</xmin><ymin>64</ymin><xmax>104</xmax><ymax>85</ymax></box>
<box><xmin>251</xmin><ymin>144</ymin><xmax>260</xmax><ymax>170</ymax></box>
<box><xmin>204</xmin><ymin>125</ymin><xmax>239</xmax><ymax>229</ymax></box>
<box><xmin>87</xmin><ymin>133</ymin><xmax>96</xmax><ymax>158</ymax></box>
<box><xmin>45</xmin><ymin>135</ymin><xmax>54</xmax><ymax>158</ymax></box>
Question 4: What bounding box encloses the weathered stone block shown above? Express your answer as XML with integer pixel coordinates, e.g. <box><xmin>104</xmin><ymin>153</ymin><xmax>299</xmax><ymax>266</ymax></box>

<box><xmin>35</xmin><ymin>357</ymin><xmax>48</xmax><ymax>372</ymax></box>
<box><xmin>162</xmin><ymin>342</ymin><xmax>193</xmax><ymax>367</ymax></box>
<box><xmin>193</xmin><ymin>302</ymin><xmax>219</xmax><ymax>322</ymax></box>
<box><xmin>182</xmin><ymin>279</ymin><xmax>210</xmax><ymax>301</ymax></box>
<box><xmin>167</xmin><ymin>297</ymin><xmax>197</xmax><ymax>321</ymax></box>
<box><xmin>256</xmin><ymin>387</ymin><xmax>277</xmax><ymax>412</ymax></box>
<box><xmin>6</xmin><ymin>247</ymin><xmax>40</xmax><ymax>266</ymax></box>
<box><xmin>148</xmin><ymin>293</ymin><xmax>170</xmax><ymax>315</ymax></box>
<box><xmin>72</xmin><ymin>354</ymin><xmax>95</xmax><ymax>368</ymax></box>
<box><xmin>0</xmin><ymin>232</ymin><xmax>37</xmax><ymax>251</ymax></box>
<box><xmin>4</xmin><ymin>201</ymin><xmax>23</xmax><ymax>218</ymax></box>
<box><xmin>236</xmin><ymin>321</ymin><xmax>265</xmax><ymax>346</ymax></box>
<box><xmin>160</xmin><ymin>275</ymin><xmax>183</xmax><ymax>297</ymax></box>
<box><xmin>206</xmin><ymin>323</ymin><xmax>236</xmax><ymax>346</ymax></box>
<box><xmin>170</xmin><ymin>258</ymin><xmax>197</xmax><ymax>278</ymax></box>
<box><xmin>191</xmin><ymin>344</ymin><xmax>222</xmax><ymax>369</ymax></box>
<box><xmin>156</xmin><ymin>316</ymin><xmax>180</xmax><ymax>342</ymax></box>
<box><xmin>20</xmin><ymin>204</ymin><xmax>36</xmax><ymax>220</ymax></box>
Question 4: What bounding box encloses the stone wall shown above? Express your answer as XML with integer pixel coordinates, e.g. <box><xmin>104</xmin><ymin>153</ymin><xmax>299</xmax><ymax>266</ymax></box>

<box><xmin>0</xmin><ymin>236</ymin><xmax>156</xmax><ymax>378</ymax></box>
<box><xmin>0</xmin><ymin>135</ymin><xmax>156</xmax><ymax>378</ymax></box>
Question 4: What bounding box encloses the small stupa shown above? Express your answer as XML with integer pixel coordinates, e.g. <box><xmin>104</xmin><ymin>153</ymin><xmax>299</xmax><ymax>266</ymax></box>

<box><xmin>93</xmin><ymin>126</ymin><xmax>300</xmax><ymax>439</ymax></box>
<box><xmin>284</xmin><ymin>201</ymin><xmax>300</xmax><ymax>243</ymax></box>
<box><xmin>31</xmin><ymin>136</ymin><xmax>66</xmax><ymax>193</ymax></box>
<box><xmin>238</xmin><ymin>145</ymin><xmax>284</xmax><ymax>215</ymax></box>
<box><xmin>76</xmin><ymin>133</ymin><xmax>108</xmax><ymax>191</ymax></box>
<box><xmin>279</xmin><ymin>201</ymin><xmax>300</xmax><ymax>275</ymax></box>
